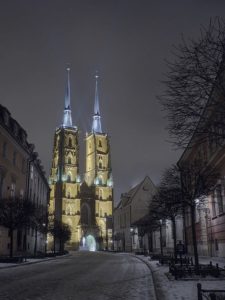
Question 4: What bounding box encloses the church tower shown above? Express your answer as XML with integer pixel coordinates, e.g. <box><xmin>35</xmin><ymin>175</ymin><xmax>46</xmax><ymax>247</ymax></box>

<box><xmin>48</xmin><ymin>68</ymin><xmax>81</xmax><ymax>250</ymax></box>
<box><xmin>81</xmin><ymin>74</ymin><xmax>113</xmax><ymax>250</ymax></box>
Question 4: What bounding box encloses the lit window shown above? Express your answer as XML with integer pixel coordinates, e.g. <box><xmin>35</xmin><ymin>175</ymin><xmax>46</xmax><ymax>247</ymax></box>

<box><xmin>216</xmin><ymin>185</ymin><xmax>224</xmax><ymax>214</ymax></box>
<box><xmin>20</xmin><ymin>189</ymin><xmax>24</xmax><ymax>199</ymax></box>
<box><xmin>67</xmin><ymin>173</ymin><xmax>72</xmax><ymax>182</ymax></box>
<box><xmin>11</xmin><ymin>182</ymin><xmax>16</xmax><ymax>198</ymax></box>
<box><xmin>30</xmin><ymin>165</ymin><xmax>34</xmax><ymax>180</ymax></box>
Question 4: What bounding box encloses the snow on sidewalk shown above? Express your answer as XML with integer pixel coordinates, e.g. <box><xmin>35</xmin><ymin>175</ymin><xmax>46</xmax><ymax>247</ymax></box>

<box><xmin>139</xmin><ymin>256</ymin><xmax>225</xmax><ymax>300</ymax></box>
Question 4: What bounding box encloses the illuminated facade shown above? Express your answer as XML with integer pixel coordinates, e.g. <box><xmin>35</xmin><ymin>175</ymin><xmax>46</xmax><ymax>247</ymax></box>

<box><xmin>48</xmin><ymin>71</ymin><xmax>113</xmax><ymax>251</ymax></box>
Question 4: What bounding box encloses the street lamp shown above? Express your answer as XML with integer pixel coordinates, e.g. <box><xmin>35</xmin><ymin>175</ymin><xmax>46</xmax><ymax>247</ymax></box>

<box><xmin>130</xmin><ymin>227</ymin><xmax>134</xmax><ymax>252</ymax></box>
<box><xmin>159</xmin><ymin>219</ymin><xmax>163</xmax><ymax>257</ymax></box>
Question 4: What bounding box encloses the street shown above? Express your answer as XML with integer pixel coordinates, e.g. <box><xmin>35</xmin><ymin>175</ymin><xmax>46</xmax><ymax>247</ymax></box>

<box><xmin>0</xmin><ymin>252</ymin><xmax>156</xmax><ymax>300</ymax></box>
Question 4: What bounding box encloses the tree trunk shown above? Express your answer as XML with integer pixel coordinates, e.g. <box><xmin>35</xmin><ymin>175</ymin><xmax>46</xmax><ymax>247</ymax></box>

<box><xmin>34</xmin><ymin>227</ymin><xmax>37</xmax><ymax>256</ymax></box>
<box><xmin>10</xmin><ymin>229</ymin><xmax>13</xmax><ymax>258</ymax></box>
<box><xmin>172</xmin><ymin>217</ymin><xmax>177</xmax><ymax>260</ymax></box>
<box><xmin>159</xmin><ymin>225</ymin><xmax>163</xmax><ymax>256</ymax></box>
<box><xmin>190</xmin><ymin>205</ymin><xmax>199</xmax><ymax>268</ymax></box>
<box><xmin>148</xmin><ymin>232</ymin><xmax>152</xmax><ymax>253</ymax></box>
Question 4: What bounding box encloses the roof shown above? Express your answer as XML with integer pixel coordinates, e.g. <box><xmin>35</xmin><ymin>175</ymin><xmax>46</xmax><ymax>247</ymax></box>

<box><xmin>118</xmin><ymin>176</ymin><xmax>155</xmax><ymax>208</ymax></box>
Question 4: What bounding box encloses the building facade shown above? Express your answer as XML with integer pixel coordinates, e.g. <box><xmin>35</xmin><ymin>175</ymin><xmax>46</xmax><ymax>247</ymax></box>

<box><xmin>48</xmin><ymin>70</ymin><xmax>113</xmax><ymax>251</ymax></box>
<box><xmin>0</xmin><ymin>104</ymin><xmax>49</xmax><ymax>256</ymax></box>
<box><xmin>113</xmin><ymin>176</ymin><xmax>156</xmax><ymax>252</ymax></box>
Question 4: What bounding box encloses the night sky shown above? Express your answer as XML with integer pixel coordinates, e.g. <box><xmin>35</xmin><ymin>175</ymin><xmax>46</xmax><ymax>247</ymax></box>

<box><xmin>1</xmin><ymin>1</ymin><xmax>224</xmax><ymax>204</ymax></box>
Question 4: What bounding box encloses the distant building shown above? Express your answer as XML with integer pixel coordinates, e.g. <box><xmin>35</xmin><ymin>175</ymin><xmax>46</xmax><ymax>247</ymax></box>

<box><xmin>48</xmin><ymin>70</ymin><xmax>113</xmax><ymax>251</ymax></box>
<box><xmin>0</xmin><ymin>104</ymin><xmax>49</xmax><ymax>256</ymax></box>
<box><xmin>113</xmin><ymin>176</ymin><xmax>156</xmax><ymax>252</ymax></box>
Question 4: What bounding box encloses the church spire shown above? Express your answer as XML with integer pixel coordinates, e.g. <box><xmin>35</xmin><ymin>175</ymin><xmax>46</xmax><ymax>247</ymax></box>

<box><xmin>63</xmin><ymin>67</ymin><xmax>73</xmax><ymax>127</ymax></box>
<box><xmin>92</xmin><ymin>73</ymin><xmax>102</xmax><ymax>133</ymax></box>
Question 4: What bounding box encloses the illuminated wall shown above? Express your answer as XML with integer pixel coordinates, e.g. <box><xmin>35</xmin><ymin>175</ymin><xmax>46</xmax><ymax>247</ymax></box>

<box><xmin>48</xmin><ymin>126</ymin><xmax>81</xmax><ymax>250</ymax></box>
<box><xmin>84</xmin><ymin>132</ymin><xmax>113</xmax><ymax>249</ymax></box>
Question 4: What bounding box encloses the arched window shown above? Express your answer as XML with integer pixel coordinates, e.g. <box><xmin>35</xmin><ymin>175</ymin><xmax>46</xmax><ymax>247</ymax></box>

<box><xmin>81</xmin><ymin>204</ymin><xmax>90</xmax><ymax>225</ymax></box>
<box><xmin>98</xmin><ymin>140</ymin><xmax>102</xmax><ymax>147</ymax></box>
<box><xmin>67</xmin><ymin>173</ymin><xmax>72</xmax><ymax>182</ymax></box>
<box><xmin>99</xmin><ymin>176</ymin><xmax>103</xmax><ymax>185</ymax></box>
<box><xmin>68</xmin><ymin>157</ymin><xmax>72</xmax><ymax>164</ymax></box>
<box><xmin>68</xmin><ymin>137</ymin><xmax>72</xmax><ymax>147</ymax></box>
<box><xmin>99</xmin><ymin>161</ymin><xmax>102</xmax><ymax>169</ymax></box>
<box><xmin>99</xmin><ymin>189</ymin><xmax>103</xmax><ymax>200</ymax></box>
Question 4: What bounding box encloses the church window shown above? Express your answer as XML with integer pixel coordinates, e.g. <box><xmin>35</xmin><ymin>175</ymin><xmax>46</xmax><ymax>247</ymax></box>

<box><xmin>99</xmin><ymin>176</ymin><xmax>103</xmax><ymax>185</ymax></box>
<box><xmin>99</xmin><ymin>189</ymin><xmax>103</xmax><ymax>200</ymax></box>
<box><xmin>99</xmin><ymin>161</ymin><xmax>102</xmax><ymax>169</ymax></box>
<box><xmin>68</xmin><ymin>137</ymin><xmax>72</xmax><ymax>147</ymax></box>
<box><xmin>67</xmin><ymin>173</ymin><xmax>72</xmax><ymax>182</ymax></box>
<box><xmin>67</xmin><ymin>191</ymin><xmax>71</xmax><ymax>198</ymax></box>
<box><xmin>98</xmin><ymin>140</ymin><xmax>102</xmax><ymax>147</ymax></box>
<box><xmin>68</xmin><ymin>157</ymin><xmax>72</xmax><ymax>164</ymax></box>
<box><xmin>81</xmin><ymin>204</ymin><xmax>90</xmax><ymax>225</ymax></box>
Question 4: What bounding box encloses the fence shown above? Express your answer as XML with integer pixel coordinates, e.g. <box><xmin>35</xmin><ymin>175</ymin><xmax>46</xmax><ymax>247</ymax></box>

<box><xmin>197</xmin><ymin>283</ymin><xmax>225</xmax><ymax>300</ymax></box>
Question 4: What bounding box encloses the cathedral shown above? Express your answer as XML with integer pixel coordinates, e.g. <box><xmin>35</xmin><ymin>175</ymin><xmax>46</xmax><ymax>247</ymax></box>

<box><xmin>48</xmin><ymin>69</ymin><xmax>113</xmax><ymax>251</ymax></box>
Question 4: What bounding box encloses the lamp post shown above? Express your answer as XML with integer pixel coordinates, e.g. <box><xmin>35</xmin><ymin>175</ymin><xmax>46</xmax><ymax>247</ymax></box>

<box><xmin>159</xmin><ymin>219</ymin><xmax>163</xmax><ymax>256</ymax></box>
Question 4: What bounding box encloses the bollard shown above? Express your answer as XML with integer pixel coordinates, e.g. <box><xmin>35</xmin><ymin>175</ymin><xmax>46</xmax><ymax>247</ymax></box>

<box><xmin>197</xmin><ymin>283</ymin><xmax>202</xmax><ymax>300</ymax></box>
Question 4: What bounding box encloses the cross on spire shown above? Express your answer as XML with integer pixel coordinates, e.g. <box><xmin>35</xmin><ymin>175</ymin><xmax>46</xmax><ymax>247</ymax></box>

<box><xmin>92</xmin><ymin>72</ymin><xmax>102</xmax><ymax>133</ymax></box>
<box><xmin>63</xmin><ymin>67</ymin><xmax>73</xmax><ymax>127</ymax></box>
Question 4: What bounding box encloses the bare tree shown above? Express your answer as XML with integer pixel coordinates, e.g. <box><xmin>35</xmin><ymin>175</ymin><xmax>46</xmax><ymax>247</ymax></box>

<box><xmin>49</xmin><ymin>220</ymin><xmax>71</xmax><ymax>253</ymax></box>
<box><xmin>178</xmin><ymin>159</ymin><xmax>218</xmax><ymax>268</ymax></box>
<box><xmin>150</xmin><ymin>166</ymin><xmax>182</xmax><ymax>259</ymax></box>
<box><xmin>159</xmin><ymin>17</ymin><xmax>225</xmax><ymax>148</ymax></box>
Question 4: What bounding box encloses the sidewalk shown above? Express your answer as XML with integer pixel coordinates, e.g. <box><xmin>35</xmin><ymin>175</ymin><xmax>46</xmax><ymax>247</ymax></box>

<box><xmin>136</xmin><ymin>255</ymin><xmax>225</xmax><ymax>300</ymax></box>
<box><xmin>0</xmin><ymin>254</ymin><xmax>69</xmax><ymax>269</ymax></box>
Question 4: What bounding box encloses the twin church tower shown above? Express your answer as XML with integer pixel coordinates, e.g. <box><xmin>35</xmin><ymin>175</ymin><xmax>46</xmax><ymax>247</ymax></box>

<box><xmin>48</xmin><ymin>68</ymin><xmax>113</xmax><ymax>251</ymax></box>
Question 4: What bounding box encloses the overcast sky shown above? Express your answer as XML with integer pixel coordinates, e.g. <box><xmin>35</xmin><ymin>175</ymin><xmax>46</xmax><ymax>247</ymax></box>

<box><xmin>1</xmin><ymin>0</ymin><xmax>224</xmax><ymax>203</ymax></box>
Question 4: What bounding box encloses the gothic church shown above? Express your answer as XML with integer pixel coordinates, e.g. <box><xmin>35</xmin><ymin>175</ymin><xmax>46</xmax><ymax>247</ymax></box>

<box><xmin>48</xmin><ymin>69</ymin><xmax>113</xmax><ymax>251</ymax></box>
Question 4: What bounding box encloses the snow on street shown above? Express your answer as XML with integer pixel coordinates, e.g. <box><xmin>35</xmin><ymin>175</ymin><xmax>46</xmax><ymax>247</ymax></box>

<box><xmin>0</xmin><ymin>252</ymin><xmax>156</xmax><ymax>300</ymax></box>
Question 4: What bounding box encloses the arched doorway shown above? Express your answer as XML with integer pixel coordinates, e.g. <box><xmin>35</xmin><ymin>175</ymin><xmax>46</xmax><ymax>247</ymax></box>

<box><xmin>82</xmin><ymin>235</ymin><xmax>96</xmax><ymax>251</ymax></box>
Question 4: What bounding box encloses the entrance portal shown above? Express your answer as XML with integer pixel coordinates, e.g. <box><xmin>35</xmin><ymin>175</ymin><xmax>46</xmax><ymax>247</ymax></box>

<box><xmin>80</xmin><ymin>235</ymin><xmax>96</xmax><ymax>251</ymax></box>
<box><xmin>85</xmin><ymin>235</ymin><xmax>96</xmax><ymax>251</ymax></box>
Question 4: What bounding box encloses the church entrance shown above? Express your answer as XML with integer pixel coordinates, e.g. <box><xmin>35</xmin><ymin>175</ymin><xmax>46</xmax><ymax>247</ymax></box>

<box><xmin>80</xmin><ymin>235</ymin><xmax>96</xmax><ymax>251</ymax></box>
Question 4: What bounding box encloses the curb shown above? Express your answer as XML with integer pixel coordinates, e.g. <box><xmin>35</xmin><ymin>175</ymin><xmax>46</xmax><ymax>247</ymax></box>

<box><xmin>0</xmin><ymin>254</ymin><xmax>71</xmax><ymax>270</ymax></box>
<box><xmin>132</xmin><ymin>254</ymin><xmax>158</xmax><ymax>300</ymax></box>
